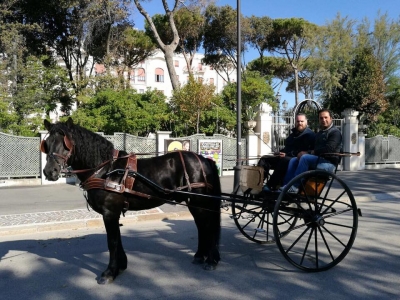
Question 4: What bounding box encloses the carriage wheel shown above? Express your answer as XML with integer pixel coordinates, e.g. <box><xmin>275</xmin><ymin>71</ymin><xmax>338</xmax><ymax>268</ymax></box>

<box><xmin>231</xmin><ymin>192</ymin><xmax>298</xmax><ymax>244</ymax></box>
<box><xmin>273</xmin><ymin>170</ymin><xmax>358</xmax><ymax>271</ymax></box>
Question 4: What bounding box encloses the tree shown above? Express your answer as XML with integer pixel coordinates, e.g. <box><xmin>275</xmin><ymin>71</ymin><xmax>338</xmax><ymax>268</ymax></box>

<box><xmin>220</xmin><ymin>70</ymin><xmax>275</xmax><ymax>134</ymax></box>
<box><xmin>133</xmin><ymin>0</ymin><xmax>182</xmax><ymax>90</ymax></box>
<box><xmin>12</xmin><ymin>0</ymin><xmax>131</xmax><ymax>99</ymax></box>
<box><xmin>70</xmin><ymin>88</ymin><xmax>169</xmax><ymax>135</ymax></box>
<box><xmin>266</xmin><ymin>18</ymin><xmax>319</xmax><ymax>106</ymax></box>
<box><xmin>356</xmin><ymin>12</ymin><xmax>400</xmax><ymax>85</ymax></box>
<box><xmin>202</xmin><ymin>4</ymin><xmax>249</xmax><ymax>82</ymax></box>
<box><xmin>170</xmin><ymin>75</ymin><xmax>219</xmax><ymax>134</ymax></box>
<box><xmin>0</xmin><ymin>100</ymin><xmax>18</xmax><ymax>134</ymax></box>
<box><xmin>147</xmin><ymin>7</ymin><xmax>205</xmax><ymax>75</ymax></box>
<box><xmin>325</xmin><ymin>47</ymin><xmax>388</xmax><ymax>122</ymax></box>
<box><xmin>312</xmin><ymin>14</ymin><xmax>356</xmax><ymax>99</ymax></box>
<box><xmin>8</xmin><ymin>55</ymin><xmax>75</xmax><ymax>135</ymax></box>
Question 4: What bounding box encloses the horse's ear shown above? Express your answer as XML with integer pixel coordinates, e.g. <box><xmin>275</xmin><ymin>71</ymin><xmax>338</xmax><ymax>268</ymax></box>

<box><xmin>44</xmin><ymin>119</ymin><xmax>52</xmax><ymax>131</ymax></box>
<box><xmin>66</xmin><ymin>117</ymin><xmax>74</xmax><ymax>128</ymax></box>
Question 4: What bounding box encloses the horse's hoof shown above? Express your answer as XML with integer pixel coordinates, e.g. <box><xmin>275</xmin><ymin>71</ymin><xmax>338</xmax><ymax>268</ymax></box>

<box><xmin>192</xmin><ymin>257</ymin><xmax>205</xmax><ymax>265</ymax></box>
<box><xmin>203</xmin><ymin>263</ymin><xmax>217</xmax><ymax>271</ymax></box>
<box><xmin>97</xmin><ymin>276</ymin><xmax>114</xmax><ymax>285</ymax></box>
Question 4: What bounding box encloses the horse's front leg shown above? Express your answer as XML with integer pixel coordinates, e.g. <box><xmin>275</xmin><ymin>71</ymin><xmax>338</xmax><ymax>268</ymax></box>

<box><xmin>98</xmin><ymin>215</ymin><xmax>127</xmax><ymax>284</ymax></box>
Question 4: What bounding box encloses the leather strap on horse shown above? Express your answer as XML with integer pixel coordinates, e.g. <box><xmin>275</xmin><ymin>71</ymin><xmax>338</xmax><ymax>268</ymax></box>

<box><xmin>80</xmin><ymin>150</ymin><xmax>213</xmax><ymax>200</ymax></box>
<box><xmin>82</xmin><ymin>152</ymin><xmax>137</xmax><ymax>193</ymax></box>
<box><xmin>176</xmin><ymin>151</ymin><xmax>213</xmax><ymax>191</ymax></box>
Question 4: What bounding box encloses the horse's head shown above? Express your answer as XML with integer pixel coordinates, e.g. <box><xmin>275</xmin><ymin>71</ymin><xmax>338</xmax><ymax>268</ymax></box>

<box><xmin>41</xmin><ymin>118</ymin><xmax>74</xmax><ymax>181</ymax></box>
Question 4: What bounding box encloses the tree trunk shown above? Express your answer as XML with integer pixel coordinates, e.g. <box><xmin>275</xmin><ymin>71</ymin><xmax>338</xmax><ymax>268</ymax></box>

<box><xmin>294</xmin><ymin>67</ymin><xmax>299</xmax><ymax>106</ymax></box>
<box><xmin>133</xmin><ymin>0</ymin><xmax>181</xmax><ymax>91</ymax></box>
<box><xmin>164</xmin><ymin>46</ymin><xmax>180</xmax><ymax>90</ymax></box>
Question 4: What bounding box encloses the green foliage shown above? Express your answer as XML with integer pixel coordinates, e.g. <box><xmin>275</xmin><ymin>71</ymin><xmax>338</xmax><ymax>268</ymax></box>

<box><xmin>310</xmin><ymin>15</ymin><xmax>356</xmax><ymax>99</ymax></box>
<box><xmin>203</xmin><ymin>4</ymin><xmax>248</xmax><ymax>72</ymax></box>
<box><xmin>0</xmin><ymin>101</ymin><xmax>18</xmax><ymax>134</ymax></box>
<box><xmin>147</xmin><ymin>8</ymin><xmax>205</xmax><ymax>55</ymax></box>
<box><xmin>367</xmin><ymin>111</ymin><xmax>400</xmax><ymax>137</ymax></box>
<box><xmin>221</xmin><ymin>70</ymin><xmax>275</xmax><ymax>119</ymax></box>
<box><xmin>170</xmin><ymin>75</ymin><xmax>221</xmax><ymax>135</ymax></box>
<box><xmin>324</xmin><ymin>47</ymin><xmax>388</xmax><ymax>122</ymax></box>
<box><xmin>69</xmin><ymin>88</ymin><xmax>168</xmax><ymax>136</ymax></box>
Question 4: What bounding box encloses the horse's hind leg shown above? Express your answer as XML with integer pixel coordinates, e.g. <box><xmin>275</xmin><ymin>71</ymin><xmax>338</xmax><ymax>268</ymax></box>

<box><xmin>98</xmin><ymin>215</ymin><xmax>127</xmax><ymax>284</ymax></box>
<box><xmin>189</xmin><ymin>198</ymin><xmax>221</xmax><ymax>270</ymax></box>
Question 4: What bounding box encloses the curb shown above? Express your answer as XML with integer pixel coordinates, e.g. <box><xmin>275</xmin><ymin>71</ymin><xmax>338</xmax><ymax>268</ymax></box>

<box><xmin>0</xmin><ymin>210</ymin><xmax>193</xmax><ymax>237</ymax></box>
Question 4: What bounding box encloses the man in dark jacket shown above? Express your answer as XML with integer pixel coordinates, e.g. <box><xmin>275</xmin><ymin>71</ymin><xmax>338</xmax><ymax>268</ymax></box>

<box><xmin>258</xmin><ymin>113</ymin><xmax>315</xmax><ymax>190</ymax></box>
<box><xmin>280</xmin><ymin>109</ymin><xmax>342</xmax><ymax>193</ymax></box>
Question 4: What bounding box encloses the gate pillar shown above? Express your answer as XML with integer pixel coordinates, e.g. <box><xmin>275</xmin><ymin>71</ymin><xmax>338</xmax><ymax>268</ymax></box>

<box><xmin>247</xmin><ymin>132</ymin><xmax>260</xmax><ymax>166</ymax></box>
<box><xmin>156</xmin><ymin>131</ymin><xmax>172</xmax><ymax>156</ymax></box>
<box><xmin>341</xmin><ymin>109</ymin><xmax>359</xmax><ymax>171</ymax></box>
<box><xmin>256</xmin><ymin>102</ymin><xmax>273</xmax><ymax>157</ymax></box>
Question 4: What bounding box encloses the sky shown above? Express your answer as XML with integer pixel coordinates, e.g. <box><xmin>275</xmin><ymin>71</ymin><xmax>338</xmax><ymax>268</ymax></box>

<box><xmin>130</xmin><ymin>0</ymin><xmax>400</xmax><ymax>108</ymax></box>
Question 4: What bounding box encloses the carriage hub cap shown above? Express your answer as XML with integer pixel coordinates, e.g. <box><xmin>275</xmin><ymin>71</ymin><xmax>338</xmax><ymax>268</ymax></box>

<box><xmin>315</xmin><ymin>215</ymin><xmax>325</xmax><ymax>226</ymax></box>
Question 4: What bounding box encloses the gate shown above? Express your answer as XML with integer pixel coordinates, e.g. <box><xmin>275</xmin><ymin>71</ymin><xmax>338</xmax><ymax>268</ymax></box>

<box><xmin>365</xmin><ymin>135</ymin><xmax>400</xmax><ymax>167</ymax></box>
<box><xmin>271</xmin><ymin>99</ymin><xmax>344</xmax><ymax>155</ymax></box>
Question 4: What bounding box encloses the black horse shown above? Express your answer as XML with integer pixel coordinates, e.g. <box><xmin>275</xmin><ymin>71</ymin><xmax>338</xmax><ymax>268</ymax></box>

<box><xmin>41</xmin><ymin>118</ymin><xmax>221</xmax><ymax>284</ymax></box>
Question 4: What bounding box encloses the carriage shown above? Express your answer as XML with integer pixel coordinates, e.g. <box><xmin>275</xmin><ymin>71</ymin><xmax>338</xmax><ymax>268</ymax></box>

<box><xmin>41</xmin><ymin>118</ymin><xmax>361</xmax><ymax>284</ymax></box>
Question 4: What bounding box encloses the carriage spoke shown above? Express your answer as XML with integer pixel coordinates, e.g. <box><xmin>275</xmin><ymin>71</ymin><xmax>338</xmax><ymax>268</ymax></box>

<box><xmin>274</xmin><ymin>170</ymin><xmax>359</xmax><ymax>272</ymax></box>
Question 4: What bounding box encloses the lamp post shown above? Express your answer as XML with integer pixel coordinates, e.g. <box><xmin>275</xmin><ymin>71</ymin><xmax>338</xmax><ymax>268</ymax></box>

<box><xmin>233</xmin><ymin>0</ymin><xmax>242</xmax><ymax>193</ymax></box>
<box><xmin>273</xmin><ymin>93</ymin><xmax>281</xmax><ymax>152</ymax></box>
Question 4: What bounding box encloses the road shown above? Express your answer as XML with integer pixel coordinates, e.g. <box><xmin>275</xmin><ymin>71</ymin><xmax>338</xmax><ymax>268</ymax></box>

<box><xmin>1</xmin><ymin>197</ymin><xmax>400</xmax><ymax>300</ymax></box>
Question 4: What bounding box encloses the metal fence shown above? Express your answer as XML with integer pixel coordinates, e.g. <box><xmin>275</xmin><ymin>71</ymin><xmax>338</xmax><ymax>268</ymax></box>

<box><xmin>0</xmin><ymin>132</ymin><xmax>41</xmax><ymax>178</ymax></box>
<box><xmin>1</xmin><ymin>131</ymin><xmax>245</xmax><ymax>179</ymax></box>
<box><xmin>100</xmin><ymin>133</ymin><xmax>157</xmax><ymax>158</ymax></box>
<box><xmin>167</xmin><ymin>134</ymin><xmax>247</xmax><ymax>170</ymax></box>
<box><xmin>365</xmin><ymin>135</ymin><xmax>400</xmax><ymax>166</ymax></box>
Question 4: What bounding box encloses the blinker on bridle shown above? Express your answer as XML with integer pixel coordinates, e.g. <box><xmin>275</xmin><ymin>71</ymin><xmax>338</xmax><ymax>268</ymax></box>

<box><xmin>40</xmin><ymin>131</ymin><xmax>74</xmax><ymax>172</ymax></box>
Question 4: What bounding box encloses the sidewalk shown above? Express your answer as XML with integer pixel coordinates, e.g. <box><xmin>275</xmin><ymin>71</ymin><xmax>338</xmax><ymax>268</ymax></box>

<box><xmin>0</xmin><ymin>176</ymin><xmax>235</xmax><ymax>236</ymax></box>
<box><xmin>1</xmin><ymin>169</ymin><xmax>400</xmax><ymax>236</ymax></box>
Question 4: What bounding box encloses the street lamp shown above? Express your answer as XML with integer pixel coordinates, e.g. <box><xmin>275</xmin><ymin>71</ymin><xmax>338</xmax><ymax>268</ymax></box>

<box><xmin>273</xmin><ymin>93</ymin><xmax>281</xmax><ymax>151</ymax></box>
<box><xmin>282</xmin><ymin>99</ymin><xmax>288</xmax><ymax>111</ymax></box>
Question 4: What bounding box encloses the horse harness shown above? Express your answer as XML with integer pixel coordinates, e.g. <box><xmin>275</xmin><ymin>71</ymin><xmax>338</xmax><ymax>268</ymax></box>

<box><xmin>79</xmin><ymin>149</ymin><xmax>214</xmax><ymax>200</ymax></box>
<box><xmin>42</xmin><ymin>131</ymin><xmax>215</xmax><ymax>214</ymax></box>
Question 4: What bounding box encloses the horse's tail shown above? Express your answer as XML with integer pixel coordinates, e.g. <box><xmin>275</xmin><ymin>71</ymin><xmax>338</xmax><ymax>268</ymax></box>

<box><xmin>207</xmin><ymin>158</ymin><xmax>222</xmax><ymax>197</ymax></box>
<box><xmin>205</xmin><ymin>158</ymin><xmax>222</xmax><ymax>249</ymax></box>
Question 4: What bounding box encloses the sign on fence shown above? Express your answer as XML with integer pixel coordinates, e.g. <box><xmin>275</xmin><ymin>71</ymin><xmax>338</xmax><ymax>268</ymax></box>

<box><xmin>164</xmin><ymin>139</ymin><xmax>191</xmax><ymax>152</ymax></box>
<box><xmin>198</xmin><ymin>139</ymin><xmax>223</xmax><ymax>176</ymax></box>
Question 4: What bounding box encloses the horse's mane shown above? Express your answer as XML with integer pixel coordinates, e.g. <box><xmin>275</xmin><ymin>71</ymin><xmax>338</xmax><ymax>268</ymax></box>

<box><xmin>51</xmin><ymin>121</ymin><xmax>114</xmax><ymax>168</ymax></box>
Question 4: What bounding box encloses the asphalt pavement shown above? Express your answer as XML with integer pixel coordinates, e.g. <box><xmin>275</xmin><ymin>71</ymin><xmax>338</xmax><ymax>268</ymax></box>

<box><xmin>1</xmin><ymin>168</ymin><xmax>400</xmax><ymax>236</ymax></box>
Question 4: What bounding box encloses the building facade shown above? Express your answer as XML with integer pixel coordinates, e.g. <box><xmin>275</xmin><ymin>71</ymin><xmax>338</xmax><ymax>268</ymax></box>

<box><xmin>95</xmin><ymin>50</ymin><xmax>236</xmax><ymax>98</ymax></box>
<box><xmin>49</xmin><ymin>50</ymin><xmax>236</xmax><ymax>122</ymax></box>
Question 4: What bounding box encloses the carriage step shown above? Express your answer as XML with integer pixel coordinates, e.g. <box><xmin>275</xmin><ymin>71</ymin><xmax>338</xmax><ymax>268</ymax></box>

<box><xmin>255</xmin><ymin>228</ymin><xmax>266</xmax><ymax>233</ymax></box>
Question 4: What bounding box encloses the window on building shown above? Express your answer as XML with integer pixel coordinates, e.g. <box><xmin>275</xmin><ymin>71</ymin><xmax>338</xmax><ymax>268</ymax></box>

<box><xmin>155</xmin><ymin>68</ymin><xmax>164</xmax><ymax>82</ymax></box>
<box><xmin>198</xmin><ymin>77</ymin><xmax>204</xmax><ymax>83</ymax></box>
<box><xmin>139</xmin><ymin>89</ymin><xmax>144</xmax><ymax>94</ymax></box>
<box><xmin>137</xmin><ymin>68</ymin><xmax>146</xmax><ymax>81</ymax></box>
<box><xmin>209</xmin><ymin>78</ymin><xmax>214</xmax><ymax>85</ymax></box>
<box><xmin>174</xmin><ymin>60</ymin><xmax>179</xmax><ymax>67</ymax></box>
<box><xmin>198</xmin><ymin>63</ymin><xmax>203</xmax><ymax>71</ymax></box>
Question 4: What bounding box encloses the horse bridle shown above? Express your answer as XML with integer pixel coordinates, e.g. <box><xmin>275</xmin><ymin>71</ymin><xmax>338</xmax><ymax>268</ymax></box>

<box><xmin>40</xmin><ymin>131</ymin><xmax>74</xmax><ymax>172</ymax></box>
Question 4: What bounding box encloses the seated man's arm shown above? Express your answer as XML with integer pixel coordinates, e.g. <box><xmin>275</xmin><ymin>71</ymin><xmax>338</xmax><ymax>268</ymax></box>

<box><xmin>314</xmin><ymin>129</ymin><xmax>342</xmax><ymax>156</ymax></box>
